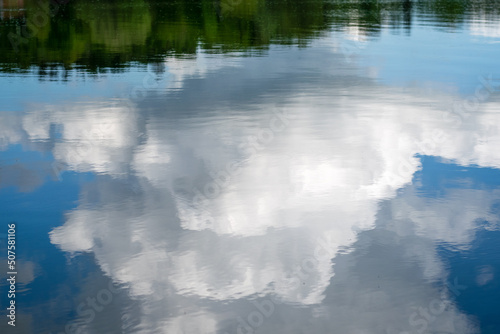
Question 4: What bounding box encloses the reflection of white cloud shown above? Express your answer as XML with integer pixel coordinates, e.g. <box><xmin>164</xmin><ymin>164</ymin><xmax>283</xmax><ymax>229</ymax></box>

<box><xmin>43</xmin><ymin>81</ymin><xmax>500</xmax><ymax>320</ymax></box>
<box><xmin>22</xmin><ymin>102</ymin><xmax>139</xmax><ymax>175</ymax></box>
<box><xmin>388</xmin><ymin>185</ymin><xmax>500</xmax><ymax>283</ymax></box>
<box><xmin>2</xmin><ymin>46</ymin><xmax>499</xmax><ymax>333</ymax></box>
<box><xmin>392</xmin><ymin>188</ymin><xmax>500</xmax><ymax>248</ymax></box>
<box><xmin>0</xmin><ymin>112</ymin><xmax>24</xmax><ymax>149</ymax></box>
<box><xmin>165</xmin><ymin>48</ymin><xmax>242</xmax><ymax>90</ymax></box>
<box><xmin>131</xmin><ymin>134</ymin><xmax>173</xmax><ymax>185</ymax></box>
<box><xmin>344</xmin><ymin>24</ymin><xmax>368</xmax><ymax>42</ymax></box>
<box><xmin>51</xmin><ymin>209</ymin><xmax>96</xmax><ymax>252</ymax></box>
<box><xmin>476</xmin><ymin>265</ymin><xmax>494</xmax><ymax>286</ymax></box>
<box><xmin>470</xmin><ymin>19</ymin><xmax>500</xmax><ymax>38</ymax></box>
<box><xmin>161</xmin><ymin>313</ymin><xmax>217</xmax><ymax>334</ymax></box>
<box><xmin>16</xmin><ymin>260</ymin><xmax>36</xmax><ymax>285</ymax></box>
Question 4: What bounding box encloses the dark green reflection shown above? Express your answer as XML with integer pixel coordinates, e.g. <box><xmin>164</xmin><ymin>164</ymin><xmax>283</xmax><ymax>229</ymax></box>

<box><xmin>1</xmin><ymin>0</ymin><xmax>330</xmax><ymax>72</ymax></box>
<box><xmin>0</xmin><ymin>0</ymin><xmax>498</xmax><ymax>74</ymax></box>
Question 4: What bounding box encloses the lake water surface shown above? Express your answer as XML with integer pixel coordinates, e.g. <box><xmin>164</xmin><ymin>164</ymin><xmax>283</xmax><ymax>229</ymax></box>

<box><xmin>1</xmin><ymin>0</ymin><xmax>500</xmax><ymax>333</ymax></box>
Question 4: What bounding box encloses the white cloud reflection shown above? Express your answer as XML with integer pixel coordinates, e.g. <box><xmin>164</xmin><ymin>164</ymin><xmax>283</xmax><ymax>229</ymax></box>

<box><xmin>165</xmin><ymin>48</ymin><xmax>243</xmax><ymax>90</ymax></box>
<box><xmin>470</xmin><ymin>18</ymin><xmax>500</xmax><ymax>38</ymax></box>
<box><xmin>1</xmin><ymin>44</ymin><xmax>499</xmax><ymax>333</ymax></box>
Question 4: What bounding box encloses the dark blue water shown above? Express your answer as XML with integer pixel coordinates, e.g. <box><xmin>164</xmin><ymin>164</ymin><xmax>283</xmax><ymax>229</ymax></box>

<box><xmin>1</xmin><ymin>0</ymin><xmax>499</xmax><ymax>333</ymax></box>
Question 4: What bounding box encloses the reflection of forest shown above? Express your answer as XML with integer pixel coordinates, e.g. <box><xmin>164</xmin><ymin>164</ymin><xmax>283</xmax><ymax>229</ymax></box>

<box><xmin>0</xmin><ymin>0</ymin><xmax>498</xmax><ymax>72</ymax></box>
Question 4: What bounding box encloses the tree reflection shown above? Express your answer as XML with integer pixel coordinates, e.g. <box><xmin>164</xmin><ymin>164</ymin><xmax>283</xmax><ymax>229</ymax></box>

<box><xmin>0</xmin><ymin>0</ymin><xmax>498</xmax><ymax>75</ymax></box>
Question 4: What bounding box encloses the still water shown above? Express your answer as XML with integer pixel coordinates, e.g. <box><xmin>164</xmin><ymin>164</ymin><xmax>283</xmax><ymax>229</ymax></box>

<box><xmin>1</xmin><ymin>0</ymin><xmax>500</xmax><ymax>333</ymax></box>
